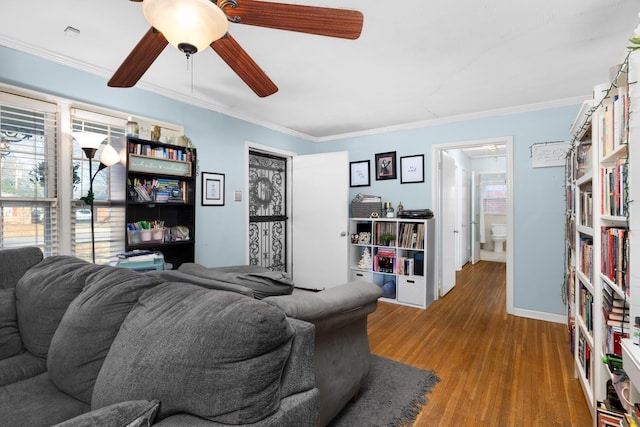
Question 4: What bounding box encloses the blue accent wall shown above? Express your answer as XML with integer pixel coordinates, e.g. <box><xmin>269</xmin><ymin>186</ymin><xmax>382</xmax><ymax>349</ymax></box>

<box><xmin>0</xmin><ymin>45</ymin><xmax>578</xmax><ymax>317</ymax></box>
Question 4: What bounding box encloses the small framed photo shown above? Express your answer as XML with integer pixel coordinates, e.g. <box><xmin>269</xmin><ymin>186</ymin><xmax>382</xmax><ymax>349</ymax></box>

<box><xmin>350</xmin><ymin>160</ymin><xmax>370</xmax><ymax>187</ymax></box>
<box><xmin>400</xmin><ymin>154</ymin><xmax>425</xmax><ymax>184</ymax></box>
<box><xmin>375</xmin><ymin>151</ymin><xmax>396</xmax><ymax>180</ymax></box>
<box><xmin>202</xmin><ymin>172</ymin><xmax>225</xmax><ymax>206</ymax></box>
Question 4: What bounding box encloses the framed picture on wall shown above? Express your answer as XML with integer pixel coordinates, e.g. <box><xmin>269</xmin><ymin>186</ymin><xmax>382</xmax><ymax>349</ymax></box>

<box><xmin>400</xmin><ymin>154</ymin><xmax>425</xmax><ymax>184</ymax></box>
<box><xmin>350</xmin><ymin>160</ymin><xmax>370</xmax><ymax>187</ymax></box>
<box><xmin>375</xmin><ymin>151</ymin><xmax>396</xmax><ymax>180</ymax></box>
<box><xmin>202</xmin><ymin>172</ymin><xmax>225</xmax><ymax>206</ymax></box>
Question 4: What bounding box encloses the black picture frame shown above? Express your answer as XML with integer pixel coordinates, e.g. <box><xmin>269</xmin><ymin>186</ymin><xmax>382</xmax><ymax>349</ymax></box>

<box><xmin>400</xmin><ymin>154</ymin><xmax>425</xmax><ymax>184</ymax></box>
<box><xmin>350</xmin><ymin>160</ymin><xmax>370</xmax><ymax>187</ymax></box>
<box><xmin>375</xmin><ymin>151</ymin><xmax>397</xmax><ymax>180</ymax></box>
<box><xmin>201</xmin><ymin>172</ymin><xmax>225</xmax><ymax>206</ymax></box>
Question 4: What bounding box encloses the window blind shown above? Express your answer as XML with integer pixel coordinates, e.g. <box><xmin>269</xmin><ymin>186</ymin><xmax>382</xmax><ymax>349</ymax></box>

<box><xmin>0</xmin><ymin>92</ymin><xmax>59</xmax><ymax>255</ymax></box>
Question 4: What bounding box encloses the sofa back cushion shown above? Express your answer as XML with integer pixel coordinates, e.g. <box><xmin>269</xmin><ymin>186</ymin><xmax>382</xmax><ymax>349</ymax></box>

<box><xmin>48</xmin><ymin>266</ymin><xmax>164</xmax><ymax>403</ymax></box>
<box><xmin>0</xmin><ymin>288</ymin><xmax>22</xmax><ymax>359</ymax></box>
<box><xmin>16</xmin><ymin>256</ymin><xmax>103</xmax><ymax>360</ymax></box>
<box><xmin>92</xmin><ymin>282</ymin><xmax>295</xmax><ymax>425</ymax></box>
<box><xmin>0</xmin><ymin>246</ymin><xmax>43</xmax><ymax>290</ymax></box>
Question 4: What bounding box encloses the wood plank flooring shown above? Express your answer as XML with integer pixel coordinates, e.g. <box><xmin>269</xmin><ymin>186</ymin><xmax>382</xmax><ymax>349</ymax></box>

<box><xmin>367</xmin><ymin>261</ymin><xmax>592</xmax><ymax>426</ymax></box>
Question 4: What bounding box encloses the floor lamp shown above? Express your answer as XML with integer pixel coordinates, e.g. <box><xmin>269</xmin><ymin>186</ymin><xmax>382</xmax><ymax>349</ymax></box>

<box><xmin>72</xmin><ymin>132</ymin><xmax>120</xmax><ymax>263</ymax></box>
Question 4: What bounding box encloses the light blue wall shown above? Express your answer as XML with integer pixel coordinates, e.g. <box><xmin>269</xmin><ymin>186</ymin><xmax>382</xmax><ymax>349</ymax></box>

<box><xmin>316</xmin><ymin>108</ymin><xmax>577</xmax><ymax>317</ymax></box>
<box><xmin>0</xmin><ymin>45</ymin><xmax>578</xmax><ymax>317</ymax></box>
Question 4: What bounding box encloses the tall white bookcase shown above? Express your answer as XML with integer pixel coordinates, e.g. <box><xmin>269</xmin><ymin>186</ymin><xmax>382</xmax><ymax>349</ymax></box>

<box><xmin>567</xmin><ymin>51</ymin><xmax>638</xmax><ymax>424</ymax></box>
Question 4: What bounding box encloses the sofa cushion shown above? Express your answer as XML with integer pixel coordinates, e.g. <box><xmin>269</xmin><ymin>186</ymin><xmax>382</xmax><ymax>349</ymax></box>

<box><xmin>16</xmin><ymin>256</ymin><xmax>104</xmax><ymax>360</ymax></box>
<box><xmin>0</xmin><ymin>372</ymin><xmax>90</xmax><ymax>427</ymax></box>
<box><xmin>0</xmin><ymin>350</ymin><xmax>46</xmax><ymax>387</ymax></box>
<box><xmin>48</xmin><ymin>266</ymin><xmax>164</xmax><ymax>403</ymax></box>
<box><xmin>92</xmin><ymin>282</ymin><xmax>295</xmax><ymax>425</ymax></box>
<box><xmin>0</xmin><ymin>288</ymin><xmax>22</xmax><ymax>359</ymax></box>
<box><xmin>177</xmin><ymin>263</ymin><xmax>294</xmax><ymax>299</ymax></box>
<box><xmin>52</xmin><ymin>400</ymin><xmax>160</xmax><ymax>427</ymax></box>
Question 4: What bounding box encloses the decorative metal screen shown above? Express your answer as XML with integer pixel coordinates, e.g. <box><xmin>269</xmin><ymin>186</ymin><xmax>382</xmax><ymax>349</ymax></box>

<box><xmin>248</xmin><ymin>150</ymin><xmax>287</xmax><ymax>271</ymax></box>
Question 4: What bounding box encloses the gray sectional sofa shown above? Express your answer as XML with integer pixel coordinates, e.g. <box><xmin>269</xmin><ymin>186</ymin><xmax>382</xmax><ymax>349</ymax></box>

<box><xmin>155</xmin><ymin>263</ymin><xmax>383</xmax><ymax>427</ymax></box>
<box><xmin>0</xmin><ymin>247</ymin><xmax>319</xmax><ymax>426</ymax></box>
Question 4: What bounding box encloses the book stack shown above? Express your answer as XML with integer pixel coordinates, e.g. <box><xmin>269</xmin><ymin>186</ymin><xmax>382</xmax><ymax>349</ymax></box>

<box><xmin>602</xmin><ymin>284</ymin><xmax>630</xmax><ymax>356</ymax></box>
<box><xmin>374</xmin><ymin>248</ymin><xmax>396</xmax><ymax>273</ymax></box>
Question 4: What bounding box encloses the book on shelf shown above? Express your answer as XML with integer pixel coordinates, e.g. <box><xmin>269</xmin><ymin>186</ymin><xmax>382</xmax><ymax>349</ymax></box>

<box><xmin>579</xmin><ymin>236</ymin><xmax>593</xmax><ymax>282</ymax></box>
<box><xmin>601</xmin><ymin>226</ymin><xmax>629</xmax><ymax>292</ymax></box>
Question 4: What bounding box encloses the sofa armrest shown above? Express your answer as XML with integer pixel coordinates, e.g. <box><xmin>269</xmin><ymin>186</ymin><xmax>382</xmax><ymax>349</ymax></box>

<box><xmin>147</xmin><ymin>270</ymin><xmax>255</xmax><ymax>298</ymax></box>
<box><xmin>263</xmin><ymin>281</ymin><xmax>382</xmax><ymax>322</ymax></box>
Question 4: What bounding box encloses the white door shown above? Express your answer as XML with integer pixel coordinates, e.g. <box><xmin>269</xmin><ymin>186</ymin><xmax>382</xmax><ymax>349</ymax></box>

<box><xmin>471</xmin><ymin>172</ymin><xmax>481</xmax><ymax>264</ymax></box>
<box><xmin>292</xmin><ymin>151</ymin><xmax>349</xmax><ymax>290</ymax></box>
<box><xmin>458</xmin><ymin>168</ymin><xmax>470</xmax><ymax>269</ymax></box>
<box><xmin>441</xmin><ymin>152</ymin><xmax>457</xmax><ymax>296</ymax></box>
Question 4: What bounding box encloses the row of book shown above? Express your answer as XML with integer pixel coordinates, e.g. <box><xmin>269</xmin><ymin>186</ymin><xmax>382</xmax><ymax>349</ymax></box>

<box><xmin>397</xmin><ymin>223</ymin><xmax>425</xmax><ymax>249</ymax></box>
<box><xmin>580</xmin><ymin>236</ymin><xmax>593</xmax><ymax>283</ymax></box>
<box><xmin>129</xmin><ymin>142</ymin><xmax>192</xmax><ymax>162</ymax></box>
<box><xmin>580</xmin><ymin>188</ymin><xmax>593</xmax><ymax>227</ymax></box>
<box><xmin>372</xmin><ymin>248</ymin><xmax>422</xmax><ymax>276</ymax></box>
<box><xmin>601</xmin><ymin>159</ymin><xmax>628</xmax><ymax>217</ymax></box>
<box><xmin>601</xmin><ymin>226</ymin><xmax>629</xmax><ymax>292</ymax></box>
<box><xmin>579</xmin><ymin>284</ymin><xmax>593</xmax><ymax>333</ymax></box>
<box><xmin>597</xmin><ymin>84</ymin><xmax>629</xmax><ymax>158</ymax></box>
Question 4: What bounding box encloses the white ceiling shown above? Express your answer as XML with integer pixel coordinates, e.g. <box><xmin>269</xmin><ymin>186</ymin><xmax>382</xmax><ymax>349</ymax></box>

<box><xmin>1</xmin><ymin>1</ymin><xmax>639</xmax><ymax>141</ymax></box>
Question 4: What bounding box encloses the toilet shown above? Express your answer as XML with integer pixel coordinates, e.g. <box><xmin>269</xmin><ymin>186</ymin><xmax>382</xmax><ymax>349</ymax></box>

<box><xmin>490</xmin><ymin>224</ymin><xmax>507</xmax><ymax>253</ymax></box>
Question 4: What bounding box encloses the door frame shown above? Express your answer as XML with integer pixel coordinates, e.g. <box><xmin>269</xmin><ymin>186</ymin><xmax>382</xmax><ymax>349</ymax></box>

<box><xmin>431</xmin><ymin>136</ymin><xmax>514</xmax><ymax>314</ymax></box>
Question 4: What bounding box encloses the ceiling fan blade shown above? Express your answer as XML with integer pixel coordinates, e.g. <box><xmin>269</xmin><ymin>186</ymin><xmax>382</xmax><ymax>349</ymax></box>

<box><xmin>108</xmin><ymin>28</ymin><xmax>168</xmax><ymax>87</ymax></box>
<box><xmin>211</xmin><ymin>33</ymin><xmax>278</xmax><ymax>97</ymax></box>
<box><xmin>226</xmin><ymin>0</ymin><xmax>363</xmax><ymax>40</ymax></box>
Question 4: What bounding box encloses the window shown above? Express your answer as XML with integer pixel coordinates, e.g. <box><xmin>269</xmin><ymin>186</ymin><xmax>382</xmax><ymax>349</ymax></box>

<box><xmin>0</xmin><ymin>86</ymin><xmax>182</xmax><ymax>262</ymax></box>
<box><xmin>0</xmin><ymin>92</ymin><xmax>58</xmax><ymax>255</ymax></box>
<box><xmin>482</xmin><ymin>183</ymin><xmax>507</xmax><ymax>215</ymax></box>
<box><xmin>70</xmin><ymin>113</ymin><xmax>126</xmax><ymax>264</ymax></box>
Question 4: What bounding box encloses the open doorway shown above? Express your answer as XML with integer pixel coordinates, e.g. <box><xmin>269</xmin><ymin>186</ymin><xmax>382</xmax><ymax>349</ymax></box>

<box><xmin>431</xmin><ymin>137</ymin><xmax>514</xmax><ymax>314</ymax></box>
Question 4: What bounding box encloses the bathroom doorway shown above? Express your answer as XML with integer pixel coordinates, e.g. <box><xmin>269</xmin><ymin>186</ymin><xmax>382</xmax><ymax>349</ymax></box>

<box><xmin>431</xmin><ymin>137</ymin><xmax>514</xmax><ymax>314</ymax></box>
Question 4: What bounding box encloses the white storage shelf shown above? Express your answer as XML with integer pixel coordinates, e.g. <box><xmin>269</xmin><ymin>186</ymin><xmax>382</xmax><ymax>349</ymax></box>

<box><xmin>349</xmin><ymin>217</ymin><xmax>434</xmax><ymax>309</ymax></box>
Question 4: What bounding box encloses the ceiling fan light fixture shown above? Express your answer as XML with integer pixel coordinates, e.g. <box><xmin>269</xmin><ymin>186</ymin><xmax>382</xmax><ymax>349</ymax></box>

<box><xmin>143</xmin><ymin>0</ymin><xmax>228</xmax><ymax>55</ymax></box>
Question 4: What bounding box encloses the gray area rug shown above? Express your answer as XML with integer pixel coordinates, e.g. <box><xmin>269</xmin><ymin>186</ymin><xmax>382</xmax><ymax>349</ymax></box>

<box><xmin>328</xmin><ymin>354</ymin><xmax>440</xmax><ymax>427</ymax></box>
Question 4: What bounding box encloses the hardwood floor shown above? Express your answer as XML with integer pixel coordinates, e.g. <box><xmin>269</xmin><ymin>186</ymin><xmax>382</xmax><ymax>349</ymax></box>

<box><xmin>367</xmin><ymin>261</ymin><xmax>592</xmax><ymax>426</ymax></box>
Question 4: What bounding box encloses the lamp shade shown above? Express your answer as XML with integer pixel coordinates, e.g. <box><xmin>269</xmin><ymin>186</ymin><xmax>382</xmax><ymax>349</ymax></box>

<box><xmin>143</xmin><ymin>0</ymin><xmax>229</xmax><ymax>54</ymax></box>
<box><xmin>72</xmin><ymin>132</ymin><xmax>106</xmax><ymax>150</ymax></box>
<box><xmin>98</xmin><ymin>144</ymin><xmax>120</xmax><ymax>167</ymax></box>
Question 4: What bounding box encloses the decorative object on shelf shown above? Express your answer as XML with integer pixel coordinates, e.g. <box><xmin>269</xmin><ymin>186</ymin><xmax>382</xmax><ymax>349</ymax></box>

<box><xmin>379</xmin><ymin>232</ymin><xmax>395</xmax><ymax>246</ymax></box>
<box><xmin>375</xmin><ymin>151</ymin><xmax>396</xmax><ymax>180</ymax></box>
<box><xmin>358</xmin><ymin>232</ymin><xmax>371</xmax><ymax>245</ymax></box>
<box><xmin>73</xmin><ymin>131</ymin><xmax>120</xmax><ymax>263</ymax></box>
<box><xmin>384</xmin><ymin>202</ymin><xmax>395</xmax><ymax>218</ymax></box>
<box><xmin>125</xmin><ymin>117</ymin><xmax>139</xmax><ymax>137</ymax></box>
<box><xmin>179</xmin><ymin>135</ymin><xmax>193</xmax><ymax>148</ymax></box>
<box><xmin>400</xmin><ymin>154</ymin><xmax>424</xmax><ymax>184</ymax></box>
<box><xmin>201</xmin><ymin>171</ymin><xmax>225</xmax><ymax>206</ymax></box>
<box><xmin>358</xmin><ymin>247</ymin><xmax>372</xmax><ymax>269</ymax></box>
<box><xmin>350</xmin><ymin>160</ymin><xmax>370</xmax><ymax>187</ymax></box>
<box><xmin>150</xmin><ymin>125</ymin><xmax>161</xmax><ymax>142</ymax></box>
<box><xmin>397</xmin><ymin>201</ymin><xmax>404</xmax><ymax>216</ymax></box>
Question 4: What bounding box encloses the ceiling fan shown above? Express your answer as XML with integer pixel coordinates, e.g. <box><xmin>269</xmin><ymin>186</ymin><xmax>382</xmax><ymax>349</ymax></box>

<box><xmin>107</xmin><ymin>0</ymin><xmax>364</xmax><ymax>97</ymax></box>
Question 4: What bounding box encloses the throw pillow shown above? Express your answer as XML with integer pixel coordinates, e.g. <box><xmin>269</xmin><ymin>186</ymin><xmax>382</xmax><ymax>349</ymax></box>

<box><xmin>92</xmin><ymin>283</ymin><xmax>294</xmax><ymax>425</ymax></box>
<box><xmin>47</xmin><ymin>266</ymin><xmax>163</xmax><ymax>404</ymax></box>
<box><xmin>16</xmin><ymin>256</ymin><xmax>105</xmax><ymax>360</ymax></box>
<box><xmin>52</xmin><ymin>400</ymin><xmax>160</xmax><ymax>427</ymax></box>
<box><xmin>0</xmin><ymin>288</ymin><xmax>22</xmax><ymax>359</ymax></box>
